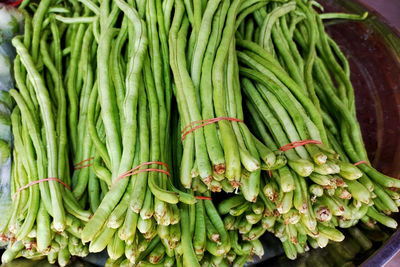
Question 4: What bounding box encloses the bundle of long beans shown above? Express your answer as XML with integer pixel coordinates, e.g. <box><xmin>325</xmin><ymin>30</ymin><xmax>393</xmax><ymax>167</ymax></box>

<box><xmin>1</xmin><ymin>0</ymin><xmax>400</xmax><ymax>266</ymax></box>
<box><xmin>0</xmin><ymin>1</ymin><xmax>93</xmax><ymax>264</ymax></box>
<box><xmin>234</xmin><ymin>0</ymin><xmax>398</xmax><ymax>259</ymax></box>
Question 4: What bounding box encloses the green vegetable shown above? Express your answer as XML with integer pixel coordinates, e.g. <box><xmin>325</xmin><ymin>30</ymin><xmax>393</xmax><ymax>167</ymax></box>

<box><xmin>2</xmin><ymin>0</ymin><xmax>397</xmax><ymax>265</ymax></box>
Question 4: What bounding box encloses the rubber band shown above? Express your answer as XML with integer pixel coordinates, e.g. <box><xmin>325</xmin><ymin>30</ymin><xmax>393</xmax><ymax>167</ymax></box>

<box><xmin>119</xmin><ymin>161</ymin><xmax>170</xmax><ymax>177</ymax></box>
<box><xmin>354</xmin><ymin>160</ymin><xmax>370</xmax><ymax>166</ymax></box>
<box><xmin>74</xmin><ymin>157</ymin><xmax>94</xmax><ymax>170</ymax></box>
<box><xmin>14</xmin><ymin>178</ymin><xmax>71</xmax><ymax>200</ymax></box>
<box><xmin>279</xmin><ymin>140</ymin><xmax>322</xmax><ymax>152</ymax></box>
<box><xmin>74</xmin><ymin>157</ymin><xmax>94</xmax><ymax>167</ymax></box>
<box><xmin>74</xmin><ymin>158</ymin><xmax>94</xmax><ymax>170</ymax></box>
<box><xmin>195</xmin><ymin>196</ymin><xmax>212</xmax><ymax>200</ymax></box>
<box><xmin>114</xmin><ymin>162</ymin><xmax>170</xmax><ymax>184</ymax></box>
<box><xmin>114</xmin><ymin>169</ymin><xmax>170</xmax><ymax>184</ymax></box>
<box><xmin>74</xmin><ymin>164</ymin><xmax>93</xmax><ymax>170</ymax></box>
<box><xmin>268</xmin><ymin>170</ymin><xmax>272</xmax><ymax>178</ymax></box>
<box><xmin>181</xmin><ymin>117</ymin><xmax>243</xmax><ymax>141</ymax></box>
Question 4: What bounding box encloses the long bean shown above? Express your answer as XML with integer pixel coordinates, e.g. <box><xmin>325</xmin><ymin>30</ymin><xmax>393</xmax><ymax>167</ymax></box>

<box><xmin>12</xmin><ymin>38</ymin><xmax>65</xmax><ymax>232</ymax></box>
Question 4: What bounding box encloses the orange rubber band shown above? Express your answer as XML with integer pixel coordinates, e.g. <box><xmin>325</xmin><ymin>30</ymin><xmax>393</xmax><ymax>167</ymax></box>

<box><xmin>181</xmin><ymin>117</ymin><xmax>243</xmax><ymax>141</ymax></box>
<box><xmin>74</xmin><ymin>164</ymin><xmax>93</xmax><ymax>170</ymax></box>
<box><xmin>74</xmin><ymin>157</ymin><xmax>94</xmax><ymax>166</ymax></box>
<box><xmin>195</xmin><ymin>196</ymin><xmax>212</xmax><ymax>200</ymax></box>
<box><xmin>279</xmin><ymin>140</ymin><xmax>322</xmax><ymax>152</ymax></box>
<box><xmin>354</xmin><ymin>160</ymin><xmax>370</xmax><ymax>166</ymax></box>
<box><xmin>119</xmin><ymin>161</ymin><xmax>170</xmax><ymax>177</ymax></box>
<box><xmin>115</xmin><ymin>162</ymin><xmax>170</xmax><ymax>184</ymax></box>
<box><xmin>74</xmin><ymin>157</ymin><xmax>94</xmax><ymax>170</ymax></box>
<box><xmin>14</xmin><ymin>178</ymin><xmax>71</xmax><ymax>200</ymax></box>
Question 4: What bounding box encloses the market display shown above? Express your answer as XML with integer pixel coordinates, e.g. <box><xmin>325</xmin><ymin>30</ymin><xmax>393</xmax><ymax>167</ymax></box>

<box><xmin>0</xmin><ymin>0</ymin><xmax>399</xmax><ymax>266</ymax></box>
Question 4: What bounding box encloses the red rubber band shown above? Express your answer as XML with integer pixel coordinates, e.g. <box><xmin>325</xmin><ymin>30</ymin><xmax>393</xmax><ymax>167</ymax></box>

<box><xmin>74</xmin><ymin>164</ymin><xmax>93</xmax><ymax>170</ymax></box>
<box><xmin>354</xmin><ymin>160</ymin><xmax>370</xmax><ymax>166</ymax></box>
<box><xmin>114</xmin><ymin>169</ymin><xmax>170</xmax><ymax>184</ymax></box>
<box><xmin>14</xmin><ymin>178</ymin><xmax>71</xmax><ymax>200</ymax></box>
<box><xmin>119</xmin><ymin>161</ymin><xmax>170</xmax><ymax>177</ymax></box>
<box><xmin>74</xmin><ymin>157</ymin><xmax>94</xmax><ymax>167</ymax></box>
<box><xmin>268</xmin><ymin>170</ymin><xmax>272</xmax><ymax>178</ymax></box>
<box><xmin>279</xmin><ymin>140</ymin><xmax>322</xmax><ymax>152</ymax></box>
<box><xmin>74</xmin><ymin>157</ymin><xmax>94</xmax><ymax>169</ymax></box>
<box><xmin>74</xmin><ymin>157</ymin><xmax>94</xmax><ymax>170</ymax></box>
<box><xmin>181</xmin><ymin>117</ymin><xmax>243</xmax><ymax>141</ymax></box>
<box><xmin>195</xmin><ymin>196</ymin><xmax>212</xmax><ymax>200</ymax></box>
<box><xmin>115</xmin><ymin>162</ymin><xmax>171</xmax><ymax>184</ymax></box>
